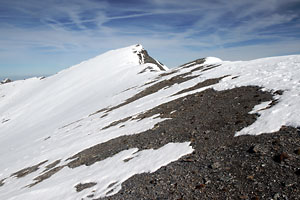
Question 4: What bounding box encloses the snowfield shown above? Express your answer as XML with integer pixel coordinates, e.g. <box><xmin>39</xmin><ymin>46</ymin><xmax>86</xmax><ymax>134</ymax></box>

<box><xmin>0</xmin><ymin>44</ymin><xmax>300</xmax><ymax>199</ymax></box>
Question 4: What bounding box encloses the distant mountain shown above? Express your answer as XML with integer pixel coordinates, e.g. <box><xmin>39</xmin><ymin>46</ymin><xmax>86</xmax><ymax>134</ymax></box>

<box><xmin>0</xmin><ymin>78</ymin><xmax>12</xmax><ymax>84</ymax></box>
<box><xmin>0</xmin><ymin>45</ymin><xmax>299</xmax><ymax>199</ymax></box>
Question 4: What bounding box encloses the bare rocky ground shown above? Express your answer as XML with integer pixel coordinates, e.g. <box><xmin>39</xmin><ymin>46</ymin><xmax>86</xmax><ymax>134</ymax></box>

<box><xmin>97</xmin><ymin>86</ymin><xmax>300</xmax><ymax>200</ymax></box>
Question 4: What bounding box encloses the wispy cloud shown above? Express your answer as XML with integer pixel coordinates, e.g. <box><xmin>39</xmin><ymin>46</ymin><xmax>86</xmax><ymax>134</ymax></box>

<box><xmin>0</xmin><ymin>0</ymin><xmax>299</xmax><ymax>75</ymax></box>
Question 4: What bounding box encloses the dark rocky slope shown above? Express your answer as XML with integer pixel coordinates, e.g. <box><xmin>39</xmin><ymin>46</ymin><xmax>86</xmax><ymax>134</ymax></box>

<box><xmin>97</xmin><ymin>86</ymin><xmax>300</xmax><ymax>200</ymax></box>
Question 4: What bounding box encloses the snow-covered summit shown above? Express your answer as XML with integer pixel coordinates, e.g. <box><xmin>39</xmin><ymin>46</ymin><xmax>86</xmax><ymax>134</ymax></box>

<box><xmin>55</xmin><ymin>44</ymin><xmax>167</xmax><ymax>78</ymax></box>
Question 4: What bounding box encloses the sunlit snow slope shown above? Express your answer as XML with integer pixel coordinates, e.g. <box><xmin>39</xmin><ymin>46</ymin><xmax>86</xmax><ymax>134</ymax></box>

<box><xmin>0</xmin><ymin>44</ymin><xmax>300</xmax><ymax>199</ymax></box>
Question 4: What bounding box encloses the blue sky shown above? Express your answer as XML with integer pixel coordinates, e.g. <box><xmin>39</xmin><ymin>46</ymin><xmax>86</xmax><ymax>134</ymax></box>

<box><xmin>1</xmin><ymin>0</ymin><xmax>300</xmax><ymax>78</ymax></box>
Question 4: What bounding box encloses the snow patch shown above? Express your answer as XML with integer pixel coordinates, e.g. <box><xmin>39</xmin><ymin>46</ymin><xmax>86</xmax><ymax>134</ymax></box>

<box><xmin>204</xmin><ymin>57</ymin><xmax>222</xmax><ymax>64</ymax></box>
<box><xmin>249</xmin><ymin>101</ymin><xmax>273</xmax><ymax>114</ymax></box>
<box><xmin>2</xmin><ymin>142</ymin><xmax>193</xmax><ymax>200</ymax></box>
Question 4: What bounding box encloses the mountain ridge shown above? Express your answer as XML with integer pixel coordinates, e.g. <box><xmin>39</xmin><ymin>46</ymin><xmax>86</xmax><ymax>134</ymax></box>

<box><xmin>0</xmin><ymin>45</ymin><xmax>300</xmax><ymax>199</ymax></box>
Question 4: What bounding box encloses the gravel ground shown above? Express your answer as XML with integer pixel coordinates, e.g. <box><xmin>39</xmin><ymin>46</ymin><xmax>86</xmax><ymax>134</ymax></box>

<box><xmin>96</xmin><ymin>86</ymin><xmax>300</xmax><ymax>200</ymax></box>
